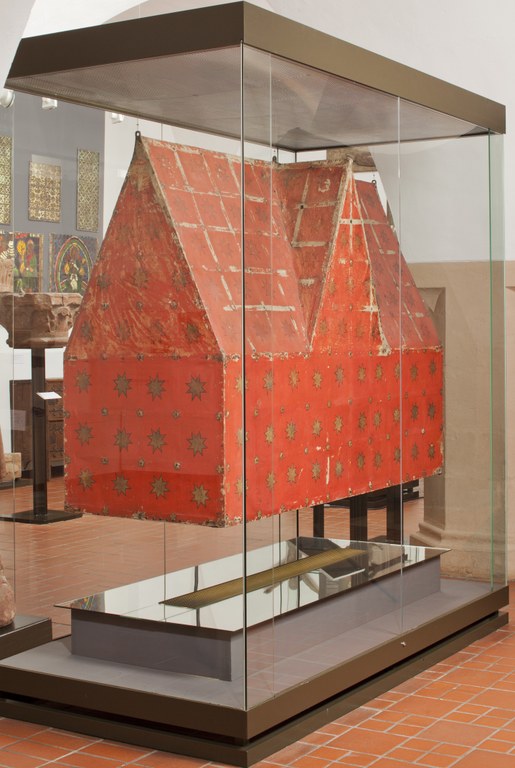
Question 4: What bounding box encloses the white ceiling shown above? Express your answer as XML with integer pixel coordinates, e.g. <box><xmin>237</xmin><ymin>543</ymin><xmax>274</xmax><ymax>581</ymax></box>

<box><xmin>23</xmin><ymin>0</ymin><xmax>154</xmax><ymax>36</ymax></box>
<box><xmin>22</xmin><ymin>0</ymin><xmax>275</xmax><ymax>36</ymax></box>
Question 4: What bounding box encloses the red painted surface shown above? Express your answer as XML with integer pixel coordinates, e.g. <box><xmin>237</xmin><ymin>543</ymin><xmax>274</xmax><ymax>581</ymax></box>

<box><xmin>64</xmin><ymin>137</ymin><xmax>443</xmax><ymax>525</ymax></box>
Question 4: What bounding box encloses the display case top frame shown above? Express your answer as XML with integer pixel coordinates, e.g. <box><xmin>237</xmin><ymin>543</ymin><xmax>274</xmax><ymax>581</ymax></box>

<box><xmin>7</xmin><ymin>2</ymin><xmax>505</xmax><ymax>151</ymax></box>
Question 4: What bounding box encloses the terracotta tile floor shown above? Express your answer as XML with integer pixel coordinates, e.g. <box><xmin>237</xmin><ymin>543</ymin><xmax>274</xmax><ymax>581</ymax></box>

<box><xmin>0</xmin><ymin>479</ymin><xmax>513</xmax><ymax>767</ymax></box>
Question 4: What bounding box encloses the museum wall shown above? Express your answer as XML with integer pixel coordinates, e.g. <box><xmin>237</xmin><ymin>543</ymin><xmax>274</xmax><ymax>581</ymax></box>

<box><xmin>0</xmin><ymin>94</ymin><xmax>104</xmax><ymax>452</ymax></box>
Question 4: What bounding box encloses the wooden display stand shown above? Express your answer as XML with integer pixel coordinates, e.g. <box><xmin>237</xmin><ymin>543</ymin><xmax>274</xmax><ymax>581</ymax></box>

<box><xmin>11</xmin><ymin>378</ymin><xmax>64</xmax><ymax>478</ymax></box>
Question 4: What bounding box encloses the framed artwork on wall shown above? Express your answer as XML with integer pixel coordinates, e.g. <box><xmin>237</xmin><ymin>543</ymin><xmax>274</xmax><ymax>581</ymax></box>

<box><xmin>0</xmin><ymin>231</ymin><xmax>43</xmax><ymax>293</ymax></box>
<box><xmin>50</xmin><ymin>234</ymin><xmax>97</xmax><ymax>295</ymax></box>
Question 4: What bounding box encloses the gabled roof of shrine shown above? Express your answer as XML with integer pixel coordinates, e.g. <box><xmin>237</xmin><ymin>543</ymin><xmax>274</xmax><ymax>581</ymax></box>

<box><xmin>67</xmin><ymin>136</ymin><xmax>439</xmax><ymax>361</ymax></box>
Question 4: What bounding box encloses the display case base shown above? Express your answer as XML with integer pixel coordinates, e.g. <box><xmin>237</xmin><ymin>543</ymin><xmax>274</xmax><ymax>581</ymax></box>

<box><xmin>0</xmin><ymin>615</ymin><xmax>52</xmax><ymax>660</ymax></box>
<box><xmin>0</xmin><ymin>541</ymin><xmax>508</xmax><ymax>766</ymax></box>
<box><xmin>0</xmin><ymin>608</ymin><xmax>507</xmax><ymax>767</ymax></box>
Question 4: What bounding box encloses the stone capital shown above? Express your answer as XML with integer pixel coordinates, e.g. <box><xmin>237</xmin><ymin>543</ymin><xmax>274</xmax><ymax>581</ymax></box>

<box><xmin>0</xmin><ymin>292</ymin><xmax>82</xmax><ymax>349</ymax></box>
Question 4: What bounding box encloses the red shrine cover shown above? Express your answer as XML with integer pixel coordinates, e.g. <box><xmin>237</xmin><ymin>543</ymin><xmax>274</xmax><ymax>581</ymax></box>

<box><xmin>64</xmin><ymin>136</ymin><xmax>443</xmax><ymax>525</ymax></box>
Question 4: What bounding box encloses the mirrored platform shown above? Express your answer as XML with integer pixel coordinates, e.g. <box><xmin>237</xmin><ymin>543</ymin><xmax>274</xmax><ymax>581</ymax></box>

<box><xmin>60</xmin><ymin>538</ymin><xmax>447</xmax><ymax>632</ymax></box>
<box><xmin>59</xmin><ymin>538</ymin><xmax>447</xmax><ymax>680</ymax></box>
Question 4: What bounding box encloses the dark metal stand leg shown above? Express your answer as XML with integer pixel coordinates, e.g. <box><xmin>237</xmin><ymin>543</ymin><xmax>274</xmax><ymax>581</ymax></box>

<box><xmin>31</xmin><ymin>348</ymin><xmax>47</xmax><ymax>519</ymax></box>
<box><xmin>349</xmin><ymin>494</ymin><xmax>368</xmax><ymax>541</ymax></box>
<box><xmin>386</xmin><ymin>485</ymin><xmax>402</xmax><ymax>543</ymax></box>
<box><xmin>313</xmin><ymin>503</ymin><xmax>324</xmax><ymax>537</ymax></box>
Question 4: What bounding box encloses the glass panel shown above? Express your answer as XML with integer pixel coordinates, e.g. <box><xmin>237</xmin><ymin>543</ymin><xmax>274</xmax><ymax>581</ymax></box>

<box><xmin>242</xmin><ymin>45</ymin><xmax>409</xmax><ymax>706</ymax></box>
<box><xmin>2</xmin><ymin>85</ymin><xmax>247</xmax><ymax>708</ymax></box>
<box><xmin>103</xmin><ymin>106</ymin><xmax>246</xmax><ymax>706</ymax></box>
<box><xmin>392</xmin><ymin>121</ymin><xmax>506</xmax><ymax>613</ymax></box>
<box><xmin>489</xmin><ymin>133</ymin><xmax>506</xmax><ymax>587</ymax></box>
<box><xmin>0</xmin><ymin>87</ymin><xmax>15</xmax><ymax>635</ymax></box>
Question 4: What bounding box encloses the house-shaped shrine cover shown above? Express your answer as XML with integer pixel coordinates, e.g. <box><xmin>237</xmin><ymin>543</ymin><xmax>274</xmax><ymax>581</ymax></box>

<box><xmin>64</xmin><ymin>136</ymin><xmax>443</xmax><ymax>526</ymax></box>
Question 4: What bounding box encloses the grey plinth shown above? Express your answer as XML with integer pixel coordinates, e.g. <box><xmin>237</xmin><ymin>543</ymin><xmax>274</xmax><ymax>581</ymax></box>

<box><xmin>67</xmin><ymin>540</ymin><xmax>446</xmax><ymax>681</ymax></box>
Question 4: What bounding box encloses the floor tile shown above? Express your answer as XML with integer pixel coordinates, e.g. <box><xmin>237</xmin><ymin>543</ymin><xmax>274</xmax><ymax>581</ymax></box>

<box><xmin>387</xmin><ymin>697</ymin><xmax>459</xmax><ymax>718</ymax></box>
<box><xmin>3</xmin><ymin>741</ymin><xmax>71</xmax><ymax>761</ymax></box>
<box><xmin>53</xmin><ymin>754</ymin><xmax>127</xmax><ymax>768</ymax></box>
<box><xmin>442</xmin><ymin>669</ymin><xmax>506</xmax><ymax>687</ymax></box>
<box><xmin>355</xmin><ymin>721</ymin><xmax>391</xmax><ymax>733</ymax></box>
<box><xmin>444</xmin><ymin>713</ymin><xmax>478</xmax><ymax>724</ymax></box>
<box><xmin>335</xmin><ymin>755</ymin><xmax>376</xmax><ymax>767</ymax></box>
<box><xmin>328</xmin><ymin>729</ymin><xmax>404</xmax><ymax>755</ymax></box>
<box><xmin>298</xmin><ymin>734</ymin><xmax>332</xmax><ymax>747</ymax></box>
<box><xmin>0</xmin><ymin>724</ymin><xmax>46</xmax><ymax>740</ymax></box>
<box><xmin>363</xmin><ymin>758</ymin><xmax>412</xmax><ymax>768</ymax></box>
<box><xmin>474</xmin><ymin>715</ymin><xmax>512</xmax><ymax>728</ymax></box>
<box><xmin>383</xmin><ymin>747</ymin><xmax>422</xmax><ymax>762</ymax></box>
<box><xmin>402</xmin><ymin>738</ymin><xmax>441</xmax><ymax>752</ymax></box>
<box><xmin>301</xmin><ymin>747</ymin><xmax>344</xmax><ymax>761</ymax></box>
<box><xmin>266</xmin><ymin>741</ymin><xmax>315</xmax><ymax>765</ymax></box>
<box><xmin>430</xmin><ymin>744</ymin><xmax>469</xmax><ymax>757</ymax></box>
<box><xmin>78</xmin><ymin>743</ymin><xmax>153</xmax><ymax>762</ymax></box>
<box><xmin>0</xmin><ymin>753</ymin><xmax>46</xmax><ymax>768</ymax></box>
<box><xmin>368</xmin><ymin>712</ymin><xmax>405</xmax><ymax>724</ymax></box>
<box><xmin>386</xmin><ymin>724</ymin><xmax>422</xmax><ymax>737</ymax></box>
<box><xmin>478</xmin><ymin>739</ymin><xmax>514</xmax><ymax>753</ymax></box>
<box><xmin>134</xmin><ymin>755</ymin><xmax>210</xmax><ymax>767</ymax></box>
<box><xmin>415</xmin><ymin>754</ymin><xmax>457</xmax><ymax>768</ymax></box>
<box><xmin>0</xmin><ymin>739</ymin><xmax>18</xmax><ymax>751</ymax></box>
<box><xmin>290</xmin><ymin>756</ymin><xmax>329</xmax><ymax>768</ymax></box>
<box><xmin>452</xmin><ymin>750</ymin><xmax>515</xmax><ymax>768</ymax></box>
<box><xmin>469</xmin><ymin>690</ymin><xmax>515</xmax><ymax>709</ymax></box>
<box><xmin>30</xmin><ymin>731</ymin><xmax>98</xmax><ymax>751</ymax></box>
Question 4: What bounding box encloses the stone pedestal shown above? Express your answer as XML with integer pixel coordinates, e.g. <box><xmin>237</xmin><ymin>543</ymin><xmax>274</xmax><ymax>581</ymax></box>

<box><xmin>0</xmin><ymin>558</ymin><xmax>15</xmax><ymax>628</ymax></box>
<box><xmin>410</xmin><ymin>263</ymin><xmax>505</xmax><ymax>582</ymax></box>
<box><xmin>0</xmin><ymin>292</ymin><xmax>82</xmax><ymax>349</ymax></box>
<box><xmin>2</xmin><ymin>454</ymin><xmax>21</xmax><ymax>482</ymax></box>
<box><xmin>0</xmin><ymin>292</ymin><xmax>82</xmax><ymax>525</ymax></box>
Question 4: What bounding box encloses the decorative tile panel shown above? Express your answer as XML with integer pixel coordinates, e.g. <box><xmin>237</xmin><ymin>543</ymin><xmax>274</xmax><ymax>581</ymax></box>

<box><xmin>29</xmin><ymin>160</ymin><xmax>61</xmax><ymax>222</ymax></box>
<box><xmin>0</xmin><ymin>136</ymin><xmax>12</xmax><ymax>225</ymax></box>
<box><xmin>77</xmin><ymin>149</ymin><xmax>100</xmax><ymax>231</ymax></box>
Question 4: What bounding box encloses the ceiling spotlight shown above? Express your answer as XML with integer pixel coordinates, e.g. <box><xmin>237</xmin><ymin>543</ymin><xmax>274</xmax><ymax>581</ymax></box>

<box><xmin>110</xmin><ymin>112</ymin><xmax>125</xmax><ymax>124</ymax></box>
<box><xmin>0</xmin><ymin>89</ymin><xmax>15</xmax><ymax>109</ymax></box>
<box><xmin>41</xmin><ymin>97</ymin><xmax>58</xmax><ymax>110</ymax></box>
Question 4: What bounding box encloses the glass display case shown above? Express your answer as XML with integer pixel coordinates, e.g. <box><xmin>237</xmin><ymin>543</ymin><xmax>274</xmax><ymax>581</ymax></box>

<box><xmin>0</xmin><ymin>3</ymin><xmax>507</xmax><ymax>764</ymax></box>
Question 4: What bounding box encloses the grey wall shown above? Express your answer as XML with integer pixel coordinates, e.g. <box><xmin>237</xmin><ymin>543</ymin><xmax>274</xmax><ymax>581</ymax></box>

<box><xmin>0</xmin><ymin>93</ymin><xmax>104</xmax><ymax>452</ymax></box>
<box><xmin>0</xmin><ymin>92</ymin><xmax>104</xmax><ymax>288</ymax></box>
